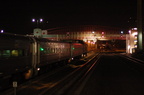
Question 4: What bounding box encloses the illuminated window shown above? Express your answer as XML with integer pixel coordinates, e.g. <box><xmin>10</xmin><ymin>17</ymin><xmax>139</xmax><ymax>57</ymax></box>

<box><xmin>52</xmin><ymin>48</ymin><xmax>55</xmax><ymax>53</ymax></box>
<box><xmin>3</xmin><ymin>50</ymin><xmax>11</xmax><ymax>57</ymax></box>
<box><xmin>0</xmin><ymin>50</ymin><xmax>24</xmax><ymax>58</ymax></box>
<box><xmin>54</xmin><ymin>48</ymin><xmax>56</xmax><ymax>53</ymax></box>
<box><xmin>11</xmin><ymin>50</ymin><xmax>19</xmax><ymax>57</ymax></box>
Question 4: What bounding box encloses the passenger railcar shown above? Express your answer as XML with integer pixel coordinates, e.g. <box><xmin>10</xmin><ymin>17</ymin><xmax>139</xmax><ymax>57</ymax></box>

<box><xmin>0</xmin><ymin>33</ymin><xmax>34</xmax><ymax>89</ymax></box>
<box><xmin>0</xmin><ymin>33</ymin><xmax>87</xmax><ymax>90</ymax></box>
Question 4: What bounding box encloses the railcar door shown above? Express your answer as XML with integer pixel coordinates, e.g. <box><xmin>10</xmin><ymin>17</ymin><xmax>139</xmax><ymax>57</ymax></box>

<box><xmin>25</xmin><ymin>38</ymin><xmax>39</xmax><ymax>78</ymax></box>
<box><xmin>32</xmin><ymin>38</ymin><xmax>40</xmax><ymax>76</ymax></box>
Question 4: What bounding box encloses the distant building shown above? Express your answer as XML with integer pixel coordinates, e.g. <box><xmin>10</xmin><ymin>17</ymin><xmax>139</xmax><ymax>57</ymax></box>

<box><xmin>126</xmin><ymin>28</ymin><xmax>138</xmax><ymax>54</ymax></box>
<box><xmin>33</xmin><ymin>25</ymin><xmax>127</xmax><ymax>52</ymax></box>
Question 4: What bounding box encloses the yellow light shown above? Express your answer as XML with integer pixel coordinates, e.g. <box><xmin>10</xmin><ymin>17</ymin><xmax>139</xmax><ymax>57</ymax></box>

<box><xmin>11</xmin><ymin>50</ymin><xmax>18</xmax><ymax>56</ymax></box>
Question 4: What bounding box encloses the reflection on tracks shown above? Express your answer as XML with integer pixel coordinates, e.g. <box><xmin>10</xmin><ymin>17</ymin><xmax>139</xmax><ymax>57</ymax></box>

<box><xmin>1</xmin><ymin>52</ymin><xmax>102</xmax><ymax>95</ymax></box>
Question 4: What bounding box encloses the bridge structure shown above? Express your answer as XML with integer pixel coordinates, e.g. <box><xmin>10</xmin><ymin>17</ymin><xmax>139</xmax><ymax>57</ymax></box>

<box><xmin>34</xmin><ymin>25</ymin><xmax>128</xmax><ymax>52</ymax></box>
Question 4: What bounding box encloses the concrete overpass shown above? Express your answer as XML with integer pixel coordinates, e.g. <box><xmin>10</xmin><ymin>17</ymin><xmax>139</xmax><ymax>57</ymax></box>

<box><xmin>33</xmin><ymin>25</ymin><xmax>128</xmax><ymax>52</ymax></box>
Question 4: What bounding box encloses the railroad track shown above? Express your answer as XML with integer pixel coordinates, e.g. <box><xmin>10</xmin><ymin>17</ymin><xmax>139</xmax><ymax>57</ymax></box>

<box><xmin>1</xmin><ymin>52</ymin><xmax>101</xmax><ymax>95</ymax></box>
<box><xmin>117</xmin><ymin>54</ymin><xmax>144</xmax><ymax>73</ymax></box>
<box><xmin>45</xmin><ymin>53</ymin><xmax>102</xmax><ymax>95</ymax></box>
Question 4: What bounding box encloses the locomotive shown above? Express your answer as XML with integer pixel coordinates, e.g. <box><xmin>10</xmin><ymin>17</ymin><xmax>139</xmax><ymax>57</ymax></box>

<box><xmin>0</xmin><ymin>33</ymin><xmax>87</xmax><ymax>89</ymax></box>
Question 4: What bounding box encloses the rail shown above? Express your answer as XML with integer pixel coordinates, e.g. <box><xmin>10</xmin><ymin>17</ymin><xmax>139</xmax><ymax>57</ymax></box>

<box><xmin>0</xmin><ymin>52</ymin><xmax>101</xmax><ymax>95</ymax></box>
<box><xmin>118</xmin><ymin>54</ymin><xmax>144</xmax><ymax>73</ymax></box>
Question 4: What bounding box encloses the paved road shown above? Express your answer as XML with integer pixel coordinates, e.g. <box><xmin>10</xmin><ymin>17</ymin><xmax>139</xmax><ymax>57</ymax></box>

<box><xmin>80</xmin><ymin>54</ymin><xmax>144</xmax><ymax>95</ymax></box>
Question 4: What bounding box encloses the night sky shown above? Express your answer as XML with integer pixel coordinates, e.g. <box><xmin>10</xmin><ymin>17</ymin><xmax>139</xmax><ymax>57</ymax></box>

<box><xmin>0</xmin><ymin>0</ymin><xmax>139</xmax><ymax>34</ymax></box>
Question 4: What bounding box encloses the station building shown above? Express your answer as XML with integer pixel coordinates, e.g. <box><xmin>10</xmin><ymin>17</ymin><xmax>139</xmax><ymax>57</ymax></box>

<box><xmin>33</xmin><ymin>25</ymin><xmax>128</xmax><ymax>52</ymax></box>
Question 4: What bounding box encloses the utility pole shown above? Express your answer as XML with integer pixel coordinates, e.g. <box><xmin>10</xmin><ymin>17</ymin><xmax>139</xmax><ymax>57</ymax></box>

<box><xmin>137</xmin><ymin>0</ymin><xmax>143</xmax><ymax>50</ymax></box>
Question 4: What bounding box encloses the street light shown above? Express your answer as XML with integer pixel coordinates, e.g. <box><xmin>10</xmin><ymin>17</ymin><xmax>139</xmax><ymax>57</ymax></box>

<box><xmin>121</xmin><ymin>31</ymin><xmax>124</xmax><ymax>34</ymax></box>
<box><xmin>32</xmin><ymin>18</ymin><xmax>43</xmax><ymax>28</ymax></box>
<box><xmin>32</xmin><ymin>18</ymin><xmax>35</xmax><ymax>22</ymax></box>
<box><xmin>1</xmin><ymin>30</ymin><xmax>4</xmax><ymax>33</ymax></box>
<box><xmin>40</xmin><ymin>18</ymin><xmax>43</xmax><ymax>22</ymax></box>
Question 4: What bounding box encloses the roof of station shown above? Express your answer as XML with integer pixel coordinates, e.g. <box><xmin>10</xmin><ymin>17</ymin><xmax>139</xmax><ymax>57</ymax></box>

<box><xmin>46</xmin><ymin>25</ymin><xmax>128</xmax><ymax>34</ymax></box>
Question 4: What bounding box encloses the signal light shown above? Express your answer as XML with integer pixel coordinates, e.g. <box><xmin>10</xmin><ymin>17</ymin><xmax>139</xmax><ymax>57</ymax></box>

<box><xmin>40</xmin><ymin>47</ymin><xmax>44</xmax><ymax>51</ymax></box>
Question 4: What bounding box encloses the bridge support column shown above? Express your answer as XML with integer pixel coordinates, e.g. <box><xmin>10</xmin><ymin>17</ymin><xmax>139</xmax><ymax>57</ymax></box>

<box><xmin>137</xmin><ymin>0</ymin><xmax>143</xmax><ymax>50</ymax></box>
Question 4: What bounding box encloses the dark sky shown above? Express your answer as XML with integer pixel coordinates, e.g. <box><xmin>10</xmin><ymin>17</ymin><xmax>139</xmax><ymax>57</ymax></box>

<box><xmin>0</xmin><ymin>0</ymin><xmax>139</xmax><ymax>34</ymax></box>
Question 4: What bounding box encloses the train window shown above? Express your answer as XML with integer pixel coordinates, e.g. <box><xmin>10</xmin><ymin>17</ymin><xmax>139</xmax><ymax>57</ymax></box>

<box><xmin>57</xmin><ymin>48</ymin><xmax>60</xmax><ymax>53</ymax></box>
<box><xmin>44</xmin><ymin>49</ymin><xmax>47</xmax><ymax>54</ymax></box>
<box><xmin>19</xmin><ymin>50</ymin><xmax>24</xmax><ymax>56</ymax></box>
<box><xmin>11</xmin><ymin>50</ymin><xmax>19</xmax><ymax>57</ymax></box>
<box><xmin>3</xmin><ymin>50</ymin><xmax>11</xmax><ymax>57</ymax></box>
<box><xmin>0</xmin><ymin>50</ymin><xmax>25</xmax><ymax>58</ymax></box>
<box><xmin>55</xmin><ymin>48</ymin><xmax>57</xmax><ymax>53</ymax></box>
<box><xmin>61</xmin><ymin>48</ymin><xmax>64</xmax><ymax>52</ymax></box>
<box><xmin>51</xmin><ymin>48</ymin><xmax>54</xmax><ymax>53</ymax></box>
<box><xmin>47</xmin><ymin>48</ymin><xmax>50</xmax><ymax>53</ymax></box>
<box><xmin>59</xmin><ymin>48</ymin><xmax>62</xmax><ymax>53</ymax></box>
<box><xmin>53</xmin><ymin>48</ymin><xmax>55</xmax><ymax>53</ymax></box>
<box><xmin>54</xmin><ymin>48</ymin><xmax>56</xmax><ymax>53</ymax></box>
<box><xmin>47</xmin><ymin>48</ymin><xmax>50</xmax><ymax>54</ymax></box>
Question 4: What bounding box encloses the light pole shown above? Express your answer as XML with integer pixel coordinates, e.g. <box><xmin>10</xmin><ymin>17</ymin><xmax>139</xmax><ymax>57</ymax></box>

<box><xmin>32</xmin><ymin>18</ymin><xmax>43</xmax><ymax>28</ymax></box>
<box><xmin>32</xmin><ymin>18</ymin><xmax>43</xmax><ymax>37</ymax></box>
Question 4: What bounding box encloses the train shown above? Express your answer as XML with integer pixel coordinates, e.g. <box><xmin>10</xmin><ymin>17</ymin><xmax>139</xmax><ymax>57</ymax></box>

<box><xmin>0</xmin><ymin>33</ymin><xmax>87</xmax><ymax>90</ymax></box>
